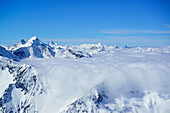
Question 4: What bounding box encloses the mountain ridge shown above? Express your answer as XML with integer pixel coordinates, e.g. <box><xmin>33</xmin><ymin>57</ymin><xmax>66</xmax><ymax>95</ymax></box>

<box><xmin>1</xmin><ymin>36</ymin><xmax>170</xmax><ymax>61</ymax></box>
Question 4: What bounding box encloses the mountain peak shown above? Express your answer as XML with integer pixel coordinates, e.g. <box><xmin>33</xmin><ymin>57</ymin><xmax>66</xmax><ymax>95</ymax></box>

<box><xmin>97</xmin><ymin>42</ymin><xmax>102</xmax><ymax>46</ymax></box>
<box><xmin>28</xmin><ymin>36</ymin><xmax>39</xmax><ymax>42</ymax></box>
<box><xmin>20</xmin><ymin>39</ymin><xmax>26</xmax><ymax>44</ymax></box>
<box><xmin>12</xmin><ymin>39</ymin><xmax>26</xmax><ymax>48</ymax></box>
<box><xmin>27</xmin><ymin>36</ymin><xmax>42</xmax><ymax>45</ymax></box>
<box><xmin>49</xmin><ymin>41</ymin><xmax>57</xmax><ymax>47</ymax></box>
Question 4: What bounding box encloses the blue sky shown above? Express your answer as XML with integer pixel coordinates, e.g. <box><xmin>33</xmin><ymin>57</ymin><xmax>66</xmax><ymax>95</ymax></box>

<box><xmin>0</xmin><ymin>0</ymin><xmax>170</xmax><ymax>46</ymax></box>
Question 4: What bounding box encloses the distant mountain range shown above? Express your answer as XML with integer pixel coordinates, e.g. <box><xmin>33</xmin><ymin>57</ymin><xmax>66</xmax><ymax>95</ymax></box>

<box><xmin>1</xmin><ymin>36</ymin><xmax>170</xmax><ymax>61</ymax></box>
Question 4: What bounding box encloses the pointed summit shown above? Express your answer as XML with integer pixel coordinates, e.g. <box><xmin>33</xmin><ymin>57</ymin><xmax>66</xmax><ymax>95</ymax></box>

<box><xmin>27</xmin><ymin>36</ymin><xmax>42</xmax><ymax>46</ymax></box>
<box><xmin>12</xmin><ymin>39</ymin><xmax>26</xmax><ymax>48</ymax></box>
<box><xmin>50</xmin><ymin>41</ymin><xmax>57</xmax><ymax>45</ymax></box>
<box><xmin>20</xmin><ymin>39</ymin><xmax>26</xmax><ymax>44</ymax></box>
<box><xmin>28</xmin><ymin>36</ymin><xmax>39</xmax><ymax>42</ymax></box>
<box><xmin>97</xmin><ymin>42</ymin><xmax>102</xmax><ymax>46</ymax></box>
<box><xmin>48</xmin><ymin>41</ymin><xmax>57</xmax><ymax>47</ymax></box>
<box><xmin>113</xmin><ymin>45</ymin><xmax>119</xmax><ymax>49</ymax></box>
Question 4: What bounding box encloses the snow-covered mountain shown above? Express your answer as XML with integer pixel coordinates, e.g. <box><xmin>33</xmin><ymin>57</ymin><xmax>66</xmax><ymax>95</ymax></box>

<box><xmin>11</xmin><ymin>36</ymin><xmax>56</xmax><ymax>59</ymax></box>
<box><xmin>0</xmin><ymin>56</ymin><xmax>44</xmax><ymax>112</ymax></box>
<box><xmin>1</xmin><ymin>36</ymin><xmax>170</xmax><ymax>61</ymax></box>
<box><xmin>1</xmin><ymin>36</ymin><xmax>94</xmax><ymax>60</ymax></box>
<box><xmin>48</xmin><ymin>41</ymin><xmax>57</xmax><ymax>48</ymax></box>
<box><xmin>0</xmin><ymin>37</ymin><xmax>170</xmax><ymax>113</ymax></box>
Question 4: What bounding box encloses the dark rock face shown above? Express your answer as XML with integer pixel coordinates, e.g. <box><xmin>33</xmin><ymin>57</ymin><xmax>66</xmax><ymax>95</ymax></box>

<box><xmin>0</xmin><ymin>46</ymin><xmax>19</xmax><ymax>61</ymax></box>
<box><xmin>20</xmin><ymin>39</ymin><xmax>26</xmax><ymax>45</ymax></box>
<box><xmin>0</xmin><ymin>84</ymin><xmax>13</xmax><ymax>108</ymax></box>
<box><xmin>90</xmin><ymin>46</ymin><xmax>98</xmax><ymax>50</ymax></box>
<box><xmin>13</xmin><ymin>47</ymin><xmax>30</xmax><ymax>59</ymax></box>
<box><xmin>68</xmin><ymin>49</ymin><xmax>92</xmax><ymax>59</ymax></box>
<box><xmin>68</xmin><ymin>49</ymin><xmax>85</xmax><ymax>58</ymax></box>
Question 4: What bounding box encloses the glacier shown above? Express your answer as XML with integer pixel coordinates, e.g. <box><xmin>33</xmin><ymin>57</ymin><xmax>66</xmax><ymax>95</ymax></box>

<box><xmin>0</xmin><ymin>36</ymin><xmax>170</xmax><ymax>113</ymax></box>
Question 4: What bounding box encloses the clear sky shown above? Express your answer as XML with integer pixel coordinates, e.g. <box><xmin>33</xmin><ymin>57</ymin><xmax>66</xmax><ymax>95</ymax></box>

<box><xmin>0</xmin><ymin>0</ymin><xmax>170</xmax><ymax>46</ymax></box>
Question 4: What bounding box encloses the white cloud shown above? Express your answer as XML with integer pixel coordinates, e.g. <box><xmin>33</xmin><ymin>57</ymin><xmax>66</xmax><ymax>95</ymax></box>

<box><xmin>163</xmin><ymin>24</ymin><xmax>170</xmax><ymax>28</ymax></box>
<box><xmin>41</xmin><ymin>35</ymin><xmax>170</xmax><ymax>46</ymax></box>
<box><xmin>100</xmin><ymin>29</ymin><xmax>170</xmax><ymax>34</ymax></box>
<box><xmin>42</xmin><ymin>38</ymin><xmax>112</xmax><ymax>43</ymax></box>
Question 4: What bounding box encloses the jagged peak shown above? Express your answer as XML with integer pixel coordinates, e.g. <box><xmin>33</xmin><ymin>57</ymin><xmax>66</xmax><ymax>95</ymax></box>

<box><xmin>120</xmin><ymin>45</ymin><xmax>129</xmax><ymax>49</ymax></box>
<box><xmin>97</xmin><ymin>42</ymin><xmax>102</xmax><ymax>46</ymax></box>
<box><xmin>20</xmin><ymin>39</ymin><xmax>26</xmax><ymax>44</ymax></box>
<box><xmin>113</xmin><ymin>45</ymin><xmax>119</xmax><ymax>48</ymax></box>
<box><xmin>12</xmin><ymin>39</ymin><xmax>26</xmax><ymax>48</ymax></box>
<box><xmin>49</xmin><ymin>41</ymin><xmax>57</xmax><ymax>46</ymax></box>
<box><xmin>26</xmin><ymin>36</ymin><xmax>42</xmax><ymax>45</ymax></box>
<box><xmin>28</xmin><ymin>36</ymin><xmax>39</xmax><ymax>42</ymax></box>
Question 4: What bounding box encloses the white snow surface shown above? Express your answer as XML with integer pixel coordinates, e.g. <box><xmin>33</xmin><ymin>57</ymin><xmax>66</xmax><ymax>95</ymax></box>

<box><xmin>13</xmin><ymin>48</ymin><xmax>170</xmax><ymax>113</ymax></box>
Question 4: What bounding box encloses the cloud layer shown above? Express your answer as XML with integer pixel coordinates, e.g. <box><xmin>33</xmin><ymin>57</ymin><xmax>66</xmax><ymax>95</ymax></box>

<box><xmin>100</xmin><ymin>29</ymin><xmax>170</xmax><ymax>35</ymax></box>
<box><xmin>164</xmin><ymin>24</ymin><xmax>170</xmax><ymax>28</ymax></box>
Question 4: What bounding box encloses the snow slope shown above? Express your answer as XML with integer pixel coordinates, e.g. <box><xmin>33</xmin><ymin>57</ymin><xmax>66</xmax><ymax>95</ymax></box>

<box><xmin>0</xmin><ymin>37</ymin><xmax>170</xmax><ymax>113</ymax></box>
